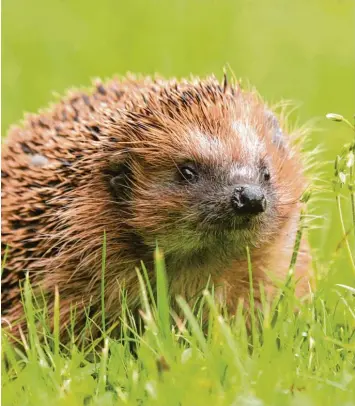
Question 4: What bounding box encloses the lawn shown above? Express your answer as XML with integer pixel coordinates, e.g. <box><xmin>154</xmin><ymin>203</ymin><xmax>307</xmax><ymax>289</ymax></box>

<box><xmin>2</xmin><ymin>0</ymin><xmax>355</xmax><ymax>405</ymax></box>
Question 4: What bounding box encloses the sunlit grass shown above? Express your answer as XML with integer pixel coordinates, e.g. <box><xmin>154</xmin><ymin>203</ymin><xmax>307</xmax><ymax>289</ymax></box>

<box><xmin>2</xmin><ymin>243</ymin><xmax>355</xmax><ymax>406</ymax></box>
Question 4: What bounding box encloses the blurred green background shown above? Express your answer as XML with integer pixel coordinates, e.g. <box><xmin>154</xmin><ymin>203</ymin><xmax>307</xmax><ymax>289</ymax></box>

<box><xmin>2</xmin><ymin>0</ymin><xmax>355</xmax><ymax>280</ymax></box>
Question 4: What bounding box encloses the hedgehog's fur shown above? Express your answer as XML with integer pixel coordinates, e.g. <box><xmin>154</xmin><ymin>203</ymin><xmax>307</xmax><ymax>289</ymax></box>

<box><xmin>1</xmin><ymin>74</ymin><xmax>311</xmax><ymax>340</ymax></box>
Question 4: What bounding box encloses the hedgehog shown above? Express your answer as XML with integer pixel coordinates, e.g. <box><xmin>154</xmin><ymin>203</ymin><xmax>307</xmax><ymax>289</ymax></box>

<box><xmin>1</xmin><ymin>74</ymin><xmax>311</xmax><ymax>340</ymax></box>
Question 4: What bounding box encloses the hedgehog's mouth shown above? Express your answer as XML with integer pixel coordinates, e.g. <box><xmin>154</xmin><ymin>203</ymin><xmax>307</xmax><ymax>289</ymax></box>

<box><xmin>196</xmin><ymin>214</ymin><xmax>261</xmax><ymax>233</ymax></box>
<box><xmin>164</xmin><ymin>218</ymin><xmax>263</xmax><ymax>267</ymax></box>
<box><xmin>229</xmin><ymin>217</ymin><xmax>254</xmax><ymax>230</ymax></box>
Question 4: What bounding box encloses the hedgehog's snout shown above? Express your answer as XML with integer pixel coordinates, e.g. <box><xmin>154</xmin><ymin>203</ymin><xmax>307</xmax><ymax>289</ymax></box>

<box><xmin>231</xmin><ymin>185</ymin><xmax>267</xmax><ymax>216</ymax></box>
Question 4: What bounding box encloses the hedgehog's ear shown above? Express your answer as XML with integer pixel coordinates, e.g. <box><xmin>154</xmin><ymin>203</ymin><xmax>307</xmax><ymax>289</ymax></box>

<box><xmin>105</xmin><ymin>157</ymin><xmax>133</xmax><ymax>201</ymax></box>
<box><xmin>266</xmin><ymin>111</ymin><xmax>285</xmax><ymax>150</ymax></box>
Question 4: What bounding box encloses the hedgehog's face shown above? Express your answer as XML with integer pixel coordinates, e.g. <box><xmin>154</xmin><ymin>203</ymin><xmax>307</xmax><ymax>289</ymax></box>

<box><xmin>117</xmin><ymin>110</ymin><xmax>302</xmax><ymax>264</ymax></box>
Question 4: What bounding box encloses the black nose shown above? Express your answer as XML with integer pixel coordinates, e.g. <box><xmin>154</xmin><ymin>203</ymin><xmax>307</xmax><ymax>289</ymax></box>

<box><xmin>231</xmin><ymin>185</ymin><xmax>267</xmax><ymax>215</ymax></box>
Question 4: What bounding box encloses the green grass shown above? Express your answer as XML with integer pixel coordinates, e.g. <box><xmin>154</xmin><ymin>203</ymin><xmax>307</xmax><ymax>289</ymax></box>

<box><xmin>2</xmin><ymin>253</ymin><xmax>355</xmax><ymax>406</ymax></box>
<box><xmin>2</xmin><ymin>117</ymin><xmax>355</xmax><ymax>405</ymax></box>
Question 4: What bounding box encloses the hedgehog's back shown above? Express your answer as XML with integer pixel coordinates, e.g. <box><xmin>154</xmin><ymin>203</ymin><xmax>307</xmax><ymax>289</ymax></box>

<box><xmin>1</xmin><ymin>76</ymin><xmax>153</xmax><ymax>316</ymax></box>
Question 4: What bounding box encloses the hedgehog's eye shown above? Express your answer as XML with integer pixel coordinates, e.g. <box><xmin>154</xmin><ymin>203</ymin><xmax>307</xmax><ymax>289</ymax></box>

<box><xmin>178</xmin><ymin>164</ymin><xmax>199</xmax><ymax>183</ymax></box>
<box><xmin>261</xmin><ymin>167</ymin><xmax>271</xmax><ymax>182</ymax></box>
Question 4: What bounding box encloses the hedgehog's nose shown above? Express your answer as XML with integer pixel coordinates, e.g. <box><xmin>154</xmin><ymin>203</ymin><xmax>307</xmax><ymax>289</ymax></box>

<box><xmin>231</xmin><ymin>185</ymin><xmax>267</xmax><ymax>215</ymax></box>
